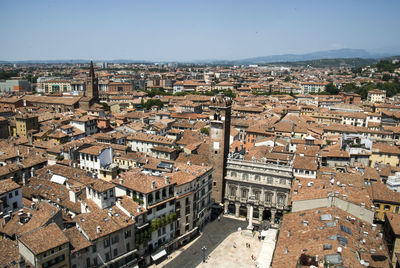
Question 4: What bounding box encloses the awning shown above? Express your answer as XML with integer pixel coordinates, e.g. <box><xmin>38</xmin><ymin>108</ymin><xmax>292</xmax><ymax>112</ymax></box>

<box><xmin>50</xmin><ymin>174</ymin><xmax>66</xmax><ymax>185</ymax></box>
<box><xmin>151</xmin><ymin>249</ymin><xmax>167</xmax><ymax>261</ymax></box>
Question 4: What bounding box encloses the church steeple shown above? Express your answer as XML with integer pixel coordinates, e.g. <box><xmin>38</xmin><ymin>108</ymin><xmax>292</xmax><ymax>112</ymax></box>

<box><xmin>85</xmin><ymin>61</ymin><xmax>99</xmax><ymax>100</ymax></box>
<box><xmin>89</xmin><ymin>60</ymin><xmax>95</xmax><ymax>78</ymax></box>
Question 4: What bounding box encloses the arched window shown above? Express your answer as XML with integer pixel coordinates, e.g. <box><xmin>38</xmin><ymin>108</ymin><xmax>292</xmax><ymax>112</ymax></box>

<box><xmin>242</xmin><ymin>173</ymin><xmax>249</xmax><ymax>181</ymax></box>
<box><xmin>253</xmin><ymin>190</ymin><xmax>260</xmax><ymax>200</ymax></box>
<box><xmin>265</xmin><ymin>192</ymin><xmax>273</xmax><ymax>202</ymax></box>
<box><xmin>241</xmin><ymin>189</ymin><xmax>248</xmax><ymax>199</ymax></box>
<box><xmin>231</xmin><ymin>171</ymin><xmax>237</xmax><ymax>178</ymax></box>
<box><xmin>278</xmin><ymin>195</ymin><xmax>286</xmax><ymax>206</ymax></box>
<box><xmin>230</xmin><ymin>187</ymin><xmax>236</xmax><ymax>197</ymax></box>
<box><xmin>255</xmin><ymin>175</ymin><xmax>261</xmax><ymax>181</ymax></box>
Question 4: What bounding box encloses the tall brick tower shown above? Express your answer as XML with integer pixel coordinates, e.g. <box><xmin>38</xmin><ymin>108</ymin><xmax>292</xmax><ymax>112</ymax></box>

<box><xmin>208</xmin><ymin>93</ymin><xmax>232</xmax><ymax>204</ymax></box>
<box><xmin>80</xmin><ymin>61</ymin><xmax>99</xmax><ymax>110</ymax></box>
<box><xmin>86</xmin><ymin>61</ymin><xmax>99</xmax><ymax>100</ymax></box>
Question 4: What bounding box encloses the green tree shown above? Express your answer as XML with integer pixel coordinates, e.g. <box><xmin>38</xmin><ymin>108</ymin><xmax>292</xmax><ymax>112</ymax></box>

<box><xmin>342</xmin><ymin>83</ymin><xmax>358</xmax><ymax>93</ymax></box>
<box><xmin>200</xmin><ymin>127</ymin><xmax>209</xmax><ymax>135</ymax></box>
<box><xmin>355</xmin><ymin>83</ymin><xmax>375</xmax><ymax>99</ymax></box>
<box><xmin>325</xmin><ymin>82</ymin><xmax>339</xmax><ymax>95</ymax></box>
<box><xmin>101</xmin><ymin>103</ymin><xmax>110</xmax><ymax>111</ymax></box>
<box><xmin>143</xmin><ymin>99</ymin><xmax>163</xmax><ymax>110</ymax></box>
<box><xmin>382</xmin><ymin>74</ymin><xmax>391</xmax><ymax>81</ymax></box>
<box><xmin>377</xmin><ymin>82</ymin><xmax>400</xmax><ymax>97</ymax></box>
<box><xmin>375</xmin><ymin>59</ymin><xmax>400</xmax><ymax>73</ymax></box>
<box><xmin>222</xmin><ymin>89</ymin><xmax>236</xmax><ymax>98</ymax></box>
<box><xmin>284</xmin><ymin>76</ymin><xmax>291</xmax><ymax>82</ymax></box>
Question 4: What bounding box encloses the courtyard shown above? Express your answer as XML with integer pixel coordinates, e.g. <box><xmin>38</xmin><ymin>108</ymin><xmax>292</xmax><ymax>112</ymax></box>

<box><xmin>159</xmin><ymin>216</ymin><xmax>277</xmax><ymax>268</ymax></box>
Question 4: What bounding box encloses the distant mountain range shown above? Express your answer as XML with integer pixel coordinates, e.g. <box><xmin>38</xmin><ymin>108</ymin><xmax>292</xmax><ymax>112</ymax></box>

<box><xmin>192</xmin><ymin>48</ymin><xmax>398</xmax><ymax>65</ymax></box>
<box><xmin>0</xmin><ymin>48</ymin><xmax>399</xmax><ymax>66</ymax></box>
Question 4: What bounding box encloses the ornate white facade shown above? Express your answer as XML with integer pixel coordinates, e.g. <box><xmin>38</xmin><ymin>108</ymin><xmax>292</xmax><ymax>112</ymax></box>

<box><xmin>223</xmin><ymin>155</ymin><xmax>293</xmax><ymax>225</ymax></box>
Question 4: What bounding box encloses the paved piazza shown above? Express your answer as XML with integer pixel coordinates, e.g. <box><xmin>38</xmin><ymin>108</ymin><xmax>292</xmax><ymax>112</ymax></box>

<box><xmin>161</xmin><ymin>216</ymin><xmax>276</xmax><ymax>268</ymax></box>
<box><xmin>197</xmin><ymin>228</ymin><xmax>264</xmax><ymax>268</ymax></box>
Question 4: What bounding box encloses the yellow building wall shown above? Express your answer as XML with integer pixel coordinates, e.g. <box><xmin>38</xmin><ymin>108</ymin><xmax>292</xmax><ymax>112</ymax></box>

<box><xmin>370</xmin><ymin>153</ymin><xmax>400</xmax><ymax>167</ymax></box>
<box><xmin>375</xmin><ymin>202</ymin><xmax>400</xmax><ymax>221</ymax></box>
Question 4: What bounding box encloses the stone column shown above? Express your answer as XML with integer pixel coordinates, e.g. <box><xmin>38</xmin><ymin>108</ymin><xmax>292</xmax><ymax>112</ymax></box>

<box><xmin>271</xmin><ymin>208</ymin><xmax>277</xmax><ymax>224</ymax></box>
<box><xmin>235</xmin><ymin>202</ymin><xmax>240</xmax><ymax>217</ymax></box>
<box><xmin>259</xmin><ymin>206</ymin><xmax>264</xmax><ymax>222</ymax></box>
<box><xmin>224</xmin><ymin>200</ymin><xmax>229</xmax><ymax>214</ymax></box>
<box><xmin>247</xmin><ymin>204</ymin><xmax>254</xmax><ymax>230</ymax></box>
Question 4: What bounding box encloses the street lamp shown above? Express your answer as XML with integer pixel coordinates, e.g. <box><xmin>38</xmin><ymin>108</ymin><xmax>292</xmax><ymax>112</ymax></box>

<box><xmin>202</xmin><ymin>246</ymin><xmax>207</xmax><ymax>263</ymax></box>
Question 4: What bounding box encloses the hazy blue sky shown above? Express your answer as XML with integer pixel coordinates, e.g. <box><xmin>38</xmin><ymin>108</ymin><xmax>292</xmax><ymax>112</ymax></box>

<box><xmin>0</xmin><ymin>0</ymin><xmax>399</xmax><ymax>61</ymax></box>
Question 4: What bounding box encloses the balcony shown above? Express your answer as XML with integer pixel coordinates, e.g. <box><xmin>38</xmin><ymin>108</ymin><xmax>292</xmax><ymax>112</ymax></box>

<box><xmin>227</xmin><ymin>195</ymin><xmax>237</xmax><ymax>201</ymax></box>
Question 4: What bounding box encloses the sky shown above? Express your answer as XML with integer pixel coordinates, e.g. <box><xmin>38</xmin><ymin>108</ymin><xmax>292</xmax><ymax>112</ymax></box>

<box><xmin>0</xmin><ymin>0</ymin><xmax>399</xmax><ymax>61</ymax></box>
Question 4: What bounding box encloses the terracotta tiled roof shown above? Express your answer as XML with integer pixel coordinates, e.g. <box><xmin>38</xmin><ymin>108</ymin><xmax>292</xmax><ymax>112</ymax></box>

<box><xmin>273</xmin><ymin>207</ymin><xmax>390</xmax><ymax>268</ymax></box>
<box><xmin>0</xmin><ymin>178</ymin><xmax>20</xmax><ymax>195</ymax></box>
<box><xmin>0</xmin><ymin>239</ymin><xmax>19</xmax><ymax>268</ymax></box>
<box><xmin>19</xmin><ymin>223</ymin><xmax>69</xmax><ymax>255</ymax></box>
<box><xmin>63</xmin><ymin>227</ymin><xmax>91</xmax><ymax>253</ymax></box>
<box><xmin>368</xmin><ymin>182</ymin><xmax>400</xmax><ymax>204</ymax></box>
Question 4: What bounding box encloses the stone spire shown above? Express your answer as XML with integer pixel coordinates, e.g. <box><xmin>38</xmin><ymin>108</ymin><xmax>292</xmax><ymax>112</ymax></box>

<box><xmin>89</xmin><ymin>61</ymin><xmax>95</xmax><ymax>78</ymax></box>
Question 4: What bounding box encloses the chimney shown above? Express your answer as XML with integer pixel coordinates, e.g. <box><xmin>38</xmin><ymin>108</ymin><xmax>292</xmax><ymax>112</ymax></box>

<box><xmin>284</xmin><ymin>247</ymin><xmax>288</xmax><ymax>254</ymax></box>
<box><xmin>97</xmin><ymin>226</ymin><xmax>101</xmax><ymax>233</ymax></box>
<box><xmin>119</xmin><ymin>178</ymin><xmax>123</xmax><ymax>184</ymax></box>
<box><xmin>22</xmin><ymin>173</ymin><xmax>27</xmax><ymax>185</ymax></box>
<box><xmin>30</xmin><ymin>167</ymin><xmax>35</xmax><ymax>178</ymax></box>
<box><xmin>372</xmin><ymin>224</ymin><xmax>377</xmax><ymax>231</ymax></box>
<box><xmin>137</xmin><ymin>206</ymin><xmax>141</xmax><ymax>213</ymax></box>
<box><xmin>3</xmin><ymin>214</ymin><xmax>11</xmax><ymax>224</ymax></box>
<box><xmin>187</xmin><ymin>161</ymin><xmax>191</xmax><ymax>166</ymax></box>
<box><xmin>18</xmin><ymin>211</ymin><xmax>24</xmax><ymax>222</ymax></box>
<box><xmin>151</xmin><ymin>180</ymin><xmax>156</xmax><ymax>189</ymax></box>
<box><xmin>165</xmin><ymin>176</ymin><xmax>169</xmax><ymax>185</ymax></box>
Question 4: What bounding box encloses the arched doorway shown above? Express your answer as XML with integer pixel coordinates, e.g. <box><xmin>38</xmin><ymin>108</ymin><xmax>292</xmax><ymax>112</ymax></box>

<box><xmin>228</xmin><ymin>204</ymin><xmax>235</xmax><ymax>215</ymax></box>
<box><xmin>275</xmin><ymin>211</ymin><xmax>283</xmax><ymax>224</ymax></box>
<box><xmin>253</xmin><ymin>207</ymin><xmax>259</xmax><ymax>219</ymax></box>
<box><xmin>239</xmin><ymin>205</ymin><xmax>247</xmax><ymax>218</ymax></box>
<box><xmin>263</xmin><ymin>210</ymin><xmax>271</xmax><ymax>221</ymax></box>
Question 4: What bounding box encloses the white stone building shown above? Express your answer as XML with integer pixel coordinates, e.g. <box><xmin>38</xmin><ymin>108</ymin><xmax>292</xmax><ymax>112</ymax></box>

<box><xmin>223</xmin><ymin>154</ymin><xmax>293</xmax><ymax>225</ymax></box>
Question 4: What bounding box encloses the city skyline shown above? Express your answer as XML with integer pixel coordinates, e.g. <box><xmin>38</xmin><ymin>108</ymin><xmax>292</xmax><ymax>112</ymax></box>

<box><xmin>0</xmin><ymin>0</ymin><xmax>399</xmax><ymax>61</ymax></box>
